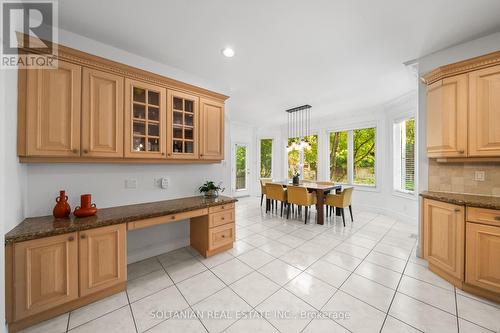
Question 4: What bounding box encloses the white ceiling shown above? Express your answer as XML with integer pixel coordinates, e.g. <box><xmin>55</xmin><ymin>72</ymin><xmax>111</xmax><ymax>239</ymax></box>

<box><xmin>59</xmin><ymin>0</ymin><xmax>500</xmax><ymax>125</ymax></box>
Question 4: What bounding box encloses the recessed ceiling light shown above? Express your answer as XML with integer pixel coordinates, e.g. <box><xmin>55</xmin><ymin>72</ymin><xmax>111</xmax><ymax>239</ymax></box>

<box><xmin>222</xmin><ymin>47</ymin><xmax>235</xmax><ymax>58</ymax></box>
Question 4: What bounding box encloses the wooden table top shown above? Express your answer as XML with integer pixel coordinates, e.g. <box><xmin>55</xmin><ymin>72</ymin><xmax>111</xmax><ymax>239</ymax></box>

<box><xmin>271</xmin><ymin>180</ymin><xmax>342</xmax><ymax>191</ymax></box>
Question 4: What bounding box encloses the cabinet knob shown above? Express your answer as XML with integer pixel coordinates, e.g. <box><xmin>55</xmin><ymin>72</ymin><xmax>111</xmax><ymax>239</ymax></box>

<box><xmin>83</xmin><ymin>149</ymin><xmax>88</xmax><ymax>154</ymax></box>
<box><xmin>221</xmin><ymin>217</ymin><xmax>225</xmax><ymax>220</ymax></box>
<box><xmin>454</xmin><ymin>208</ymin><xmax>461</xmax><ymax>212</ymax></box>
<box><xmin>495</xmin><ymin>216</ymin><xmax>500</xmax><ymax>221</ymax></box>
<box><xmin>167</xmin><ymin>153</ymin><xmax>171</xmax><ymax>156</ymax></box>
<box><xmin>200</xmin><ymin>154</ymin><xmax>203</xmax><ymax>157</ymax></box>
<box><xmin>80</xmin><ymin>234</ymin><xmax>86</xmax><ymax>239</ymax></box>
<box><xmin>162</xmin><ymin>153</ymin><xmax>165</xmax><ymax>156</ymax></box>
<box><xmin>458</xmin><ymin>150</ymin><xmax>465</xmax><ymax>154</ymax></box>
<box><xmin>72</xmin><ymin>149</ymin><xmax>78</xmax><ymax>154</ymax></box>
<box><xmin>68</xmin><ymin>236</ymin><xmax>74</xmax><ymax>241</ymax></box>
<box><xmin>171</xmin><ymin>215</ymin><xmax>175</xmax><ymax>219</ymax></box>
<box><xmin>221</xmin><ymin>235</ymin><xmax>225</xmax><ymax>238</ymax></box>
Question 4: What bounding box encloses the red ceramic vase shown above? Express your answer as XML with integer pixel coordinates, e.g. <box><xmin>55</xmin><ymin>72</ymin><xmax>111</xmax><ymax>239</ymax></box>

<box><xmin>74</xmin><ymin>194</ymin><xmax>97</xmax><ymax>218</ymax></box>
<box><xmin>53</xmin><ymin>190</ymin><xmax>71</xmax><ymax>218</ymax></box>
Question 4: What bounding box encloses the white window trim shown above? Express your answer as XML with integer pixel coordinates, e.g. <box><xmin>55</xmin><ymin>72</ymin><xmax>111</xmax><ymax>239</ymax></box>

<box><xmin>392</xmin><ymin>115</ymin><xmax>417</xmax><ymax>199</ymax></box>
<box><xmin>326</xmin><ymin>122</ymin><xmax>379</xmax><ymax>190</ymax></box>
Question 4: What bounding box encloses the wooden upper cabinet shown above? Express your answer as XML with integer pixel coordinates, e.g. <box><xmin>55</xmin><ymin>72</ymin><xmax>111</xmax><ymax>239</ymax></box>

<box><xmin>423</xmin><ymin>199</ymin><xmax>465</xmax><ymax>280</ymax></box>
<box><xmin>466</xmin><ymin>222</ymin><xmax>500</xmax><ymax>294</ymax></box>
<box><xmin>200</xmin><ymin>98</ymin><xmax>224</xmax><ymax>160</ymax></box>
<box><xmin>82</xmin><ymin>68</ymin><xmax>124</xmax><ymax>158</ymax></box>
<box><xmin>13</xmin><ymin>233</ymin><xmax>78</xmax><ymax>320</ymax></box>
<box><xmin>25</xmin><ymin>60</ymin><xmax>82</xmax><ymax>157</ymax></box>
<box><xmin>124</xmin><ymin>79</ymin><xmax>167</xmax><ymax>158</ymax></box>
<box><xmin>79</xmin><ymin>224</ymin><xmax>127</xmax><ymax>297</ymax></box>
<box><xmin>167</xmin><ymin>90</ymin><xmax>199</xmax><ymax>159</ymax></box>
<box><xmin>426</xmin><ymin>74</ymin><xmax>468</xmax><ymax>158</ymax></box>
<box><xmin>469</xmin><ymin>64</ymin><xmax>500</xmax><ymax>157</ymax></box>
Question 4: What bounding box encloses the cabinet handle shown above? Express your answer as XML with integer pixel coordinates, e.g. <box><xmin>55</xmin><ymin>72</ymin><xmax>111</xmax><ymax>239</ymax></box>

<box><xmin>458</xmin><ymin>150</ymin><xmax>465</xmax><ymax>154</ymax></box>
<box><xmin>221</xmin><ymin>206</ymin><xmax>225</xmax><ymax>209</ymax></box>
<box><xmin>80</xmin><ymin>234</ymin><xmax>86</xmax><ymax>239</ymax></box>
<box><xmin>495</xmin><ymin>216</ymin><xmax>500</xmax><ymax>221</ymax></box>
<box><xmin>454</xmin><ymin>208</ymin><xmax>461</xmax><ymax>212</ymax></box>
<box><xmin>68</xmin><ymin>236</ymin><xmax>74</xmax><ymax>241</ymax></box>
<box><xmin>72</xmin><ymin>149</ymin><xmax>78</xmax><ymax>154</ymax></box>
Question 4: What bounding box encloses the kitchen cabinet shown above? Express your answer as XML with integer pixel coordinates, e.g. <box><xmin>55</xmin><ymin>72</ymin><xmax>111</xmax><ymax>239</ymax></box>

<box><xmin>469</xmin><ymin>64</ymin><xmax>500</xmax><ymax>157</ymax></box>
<box><xmin>24</xmin><ymin>60</ymin><xmax>82</xmax><ymax>157</ymax></box>
<box><xmin>81</xmin><ymin>68</ymin><xmax>124</xmax><ymax>158</ymax></box>
<box><xmin>13</xmin><ymin>233</ymin><xmax>79</xmax><ymax>320</ymax></box>
<box><xmin>423</xmin><ymin>198</ymin><xmax>465</xmax><ymax>281</ymax></box>
<box><xmin>124</xmin><ymin>78</ymin><xmax>167</xmax><ymax>158</ymax></box>
<box><xmin>200</xmin><ymin>98</ymin><xmax>225</xmax><ymax>160</ymax></box>
<box><xmin>426</xmin><ymin>75</ymin><xmax>468</xmax><ymax>158</ymax></box>
<box><xmin>79</xmin><ymin>224</ymin><xmax>127</xmax><ymax>297</ymax></box>
<box><xmin>167</xmin><ymin>90</ymin><xmax>199</xmax><ymax>159</ymax></box>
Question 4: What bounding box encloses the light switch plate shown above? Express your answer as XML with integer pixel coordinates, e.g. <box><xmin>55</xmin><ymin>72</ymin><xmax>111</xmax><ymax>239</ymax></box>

<box><xmin>160</xmin><ymin>177</ymin><xmax>169</xmax><ymax>189</ymax></box>
<box><xmin>474</xmin><ymin>171</ymin><xmax>485</xmax><ymax>181</ymax></box>
<box><xmin>125</xmin><ymin>179</ymin><xmax>138</xmax><ymax>189</ymax></box>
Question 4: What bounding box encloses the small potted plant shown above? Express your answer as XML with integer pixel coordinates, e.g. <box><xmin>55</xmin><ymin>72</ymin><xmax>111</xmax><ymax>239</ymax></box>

<box><xmin>199</xmin><ymin>181</ymin><xmax>225</xmax><ymax>198</ymax></box>
<box><xmin>292</xmin><ymin>166</ymin><xmax>301</xmax><ymax>185</ymax></box>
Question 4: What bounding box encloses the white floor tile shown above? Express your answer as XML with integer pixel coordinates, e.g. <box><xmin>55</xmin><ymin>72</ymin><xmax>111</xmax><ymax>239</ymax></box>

<box><xmin>280</xmin><ymin>249</ymin><xmax>319</xmax><ymax>270</ymax></box>
<box><xmin>457</xmin><ymin>294</ymin><xmax>500</xmax><ymax>332</ymax></box>
<box><xmin>302</xmin><ymin>317</ymin><xmax>350</xmax><ymax>332</ymax></box>
<box><xmin>305</xmin><ymin>260</ymin><xmax>351</xmax><ymax>288</ymax></box>
<box><xmin>335</xmin><ymin>242</ymin><xmax>371</xmax><ymax>259</ymax></box>
<box><xmin>365</xmin><ymin>252</ymin><xmax>407</xmax><ymax>273</ymax></box>
<box><xmin>340</xmin><ymin>274</ymin><xmax>395</xmax><ymax>312</ymax></box>
<box><xmin>389</xmin><ymin>292</ymin><xmax>458</xmax><ymax>333</ymax></box>
<box><xmin>403</xmin><ymin>262</ymin><xmax>453</xmax><ymax>291</ymax></box>
<box><xmin>127</xmin><ymin>257</ymin><xmax>163</xmax><ymax>280</ymax></box>
<box><xmin>146</xmin><ymin>310</ymin><xmax>206</xmax><ymax>333</ymax></box>
<box><xmin>157</xmin><ymin>248</ymin><xmax>194</xmax><ymax>267</ymax></box>
<box><xmin>354</xmin><ymin>261</ymin><xmax>402</xmax><ymax>290</ymax></box>
<box><xmin>258</xmin><ymin>259</ymin><xmax>302</xmax><ymax>285</ymax></box>
<box><xmin>211</xmin><ymin>258</ymin><xmax>253</xmax><ymax>284</ymax></box>
<box><xmin>276</xmin><ymin>234</ymin><xmax>306</xmax><ymax>247</ymax></box>
<box><xmin>381</xmin><ymin>316</ymin><xmax>421</xmax><ymax>332</ymax></box>
<box><xmin>177</xmin><ymin>270</ymin><xmax>225</xmax><ymax>305</ymax></box>
<box><xmin>398</xmin><ymin>275</ymin><xmax>456</xmax><ymax>314</ymax></box>
<box><xmin>69</xmin><ymin>306</ymin><xmax>136</xmax><ymax>333</ymax></box>
<box><xmin>165</xmin><ymin>258</ymin><xmax>207</xmax><ymax>283</ymax></box>
<box><xmin>374</xmin><ymin>243</ymin><xmax>412</xmax><ymax>260</ymax></box>
<box><xmin>225</xmin><ymin>317</ymin><xmax>279</xmax><ymax>333</ymax></box>
<box><xmin>228</xmin><ymin>240</ymin><xmax>254</xmax><ymax>256</ymax></box>
<box><xmin>238</xmin><ymin>248</ymin><xmax>275</xmax><ymax>269</ymax></box>
<box><xmin>127</xmin><ymin>269</ymin><xmax>174</xmax><ymax>302</ymax></box>
<box><xmin>197</xmin><ymin>251</ymin><xmax>233</xmax><ymax>268</ymax></box>
<box><xmin>258</xmin><ymin>239</ymin><xmax>292</xmax><ymax>257</ymax></box>
<box><xmin>192</xmin><ymin>287</ymin><xmax>252</xmax><ymax>333</ymax></box>
<box><xmin>285</xmin><ymin>272</ymin><xmax>337</xmax><ymax>309</ymax></box>
<box><xmin>69</xmin><ymin>291</ymin><xmax>128</xmax><ymax>329</ymax></box>
<box><xmin>323</xmin><ymin>250</ymin><xmax>362</xmax><ymax>271</ymax></box>
<box><xmin>323</xmin><ymin>291</ymin><xmax>386</xmax><ymax>333</ymax></box>
<box><xmin>230</xmin><ymin>271</ymin><xmax>280</xmax><ymax>307</ymax></box>
<box><xmin>242</xmin><ymin>234</ymin><xmax>270</xmax><ymax>247</ymax></box>
<box><xmin>458</xmin><ymin>318</ymin><xmax>495</xmax><ymax>333</ymax></box>
<box><xmin>19</xmin><ymin>314</ymin><xmax>68</xmax><ymax>333</ymax></box>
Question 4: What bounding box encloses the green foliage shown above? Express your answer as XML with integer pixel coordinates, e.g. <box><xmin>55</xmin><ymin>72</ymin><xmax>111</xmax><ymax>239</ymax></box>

<box><xmin>353</xmin><ymin>128</ymin><xmax>376</xmax><ymax>185</ymax></box>
<box><xmin>329</xmin><ymin>131</ymin><xmax>348</xmax><ymax>182</ymax></box>
<box><xmin>235</xmin><ymin>145</ymin><xmax>246</xmax><ymax>177</ymax></box>
<box><xmin>287</xmin><ymin>136</ymin><xmax>318</xmax><ymax>180</ymax></box>
<box><xmin>198</xmin><ymin>181</ymin><xmax>223</xmax><ymax>193</ymax></box>
<box><xmin>260</xmin><ymin>139</ymin><xmax>272</xmax><ymax>178</ymax></box>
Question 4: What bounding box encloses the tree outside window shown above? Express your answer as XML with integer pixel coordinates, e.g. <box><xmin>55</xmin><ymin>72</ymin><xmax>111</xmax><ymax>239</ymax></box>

<box><xmin>287</xmin><ymin>135</ymin><xmax>317</xmax><ymax>180</ymax></box>
<box><xmin>260</xmin><ymin>139</ymin><xmax>273</xmax><ymax>178</ymax></box>
<box><xmin>329</xmin><ymin>131</ymin><xmax>348</xmax><ymax>183</ymax></box>
<box><xmin>353</xmin><ymin>128</ymin><xmax>376</xmax><ymax>185</ymax></box>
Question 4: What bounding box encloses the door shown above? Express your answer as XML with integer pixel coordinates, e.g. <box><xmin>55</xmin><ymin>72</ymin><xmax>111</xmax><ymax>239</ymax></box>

<box><xmin>26</xmin><ymin>60</ymin><xmax>82</xmax><ymax>157</ymax></box>
<box><xmin>79</xmin><ymin>224</ymin><xmax>127</xmax><ymax>297</ymax></box>
<box><xmin>14</xmin><ymin>233</ymin><xmax>78</xmax><ymax>320</ymax></box>
<box><xmin>82</xmin><ymin>68</ymin><xmax>124</xmax><ymax>157</ymax></box>
<box><xmin>426</xmin><ymin>75</ymin><xmax>468</xmax><ymax>158</ymax></box>
<box><xmin>167</xmin><ymin>90</ymin><xmax>199</xmax><ymax>159</ymax></box>
<box><xmin>199</xmin><ymin>98</ymin><xmax>224</xmax><ymax>160</ymax></box>
<box><xmin>466</xmin><ymin>222</ymin><xmax>500</xmax><ymax>294</ymax></box>
<box><xmin>469</xmin><ymin>64</ymin><xmax>500</xmax><ymax>156</ymax></box>
<box><xmin>423</xmin><ymin>199</ymin><xmax>465</xmax><ymax>280</ymax></box>
<box><xmin>233</xmin><ymin>143</ymin><xmax>250</xmax><ymax>196</ymax></box>
<box><xmin>124</xmin><ymin>78</ymin><xmax>167</xmax><ymax>158</ymax></box>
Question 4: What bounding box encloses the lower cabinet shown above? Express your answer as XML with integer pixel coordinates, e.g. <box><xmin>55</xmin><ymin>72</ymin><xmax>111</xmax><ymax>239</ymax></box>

<box><xmin>13</xmin><ymin>233</ymin><xmax>79</xmax><ymax>320</ymax></box>
<box><xmin>466</xmin><ymin>222</ymin><xmax>500</xmax><ymax>294</ymax></box>
<box><xmin>79</xmin><ymin>224</ymin><xmax>127</xmax><ymax>296</ymax></box>
<box><xmin>423</xmin><ymin>198</ymin><xmax>465</xmax><ymax>281</ymax></box>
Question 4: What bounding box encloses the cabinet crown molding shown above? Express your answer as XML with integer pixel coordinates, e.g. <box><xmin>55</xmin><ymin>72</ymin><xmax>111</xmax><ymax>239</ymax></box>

<box><xmin>422</xmin><ymin>50</ymin><xmax>500</xmax><ymax>85</ymax></box>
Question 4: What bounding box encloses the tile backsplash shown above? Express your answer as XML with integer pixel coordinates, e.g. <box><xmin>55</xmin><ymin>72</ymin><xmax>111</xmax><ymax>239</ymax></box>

<box><xmin>428</xmin><ymin>160</ymin><xmax>500</xmax><ymax>196</ymax></box>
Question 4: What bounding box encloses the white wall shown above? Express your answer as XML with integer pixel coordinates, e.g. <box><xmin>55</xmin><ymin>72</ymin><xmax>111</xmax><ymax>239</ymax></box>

<box><xmin>255</xmin><ymin>92</ymin><xmax>419</xmax><ymax>223</ymax></box>
<box><xmin>415</xmin><ymin>30</ymin><xmax>500</xmax><ymax>255</ymax></box>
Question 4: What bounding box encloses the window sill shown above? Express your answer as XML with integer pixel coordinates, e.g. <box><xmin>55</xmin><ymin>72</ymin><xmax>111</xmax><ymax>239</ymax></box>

<box><xmin>350</xmin><ymin>184</ymin><xmax>379</xmax><ymax>193</ymax></box>
<box><xmin>392</xmin><ymin>190</ymin><xmax>418</xmax><ymax>201</ymax></box>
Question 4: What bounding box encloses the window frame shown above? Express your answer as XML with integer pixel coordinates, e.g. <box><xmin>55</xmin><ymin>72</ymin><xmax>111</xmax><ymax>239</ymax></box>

<box><xmin>327</xmin><ymin>122</ymin><xmax>379</xmax><ymax>190</ymax></box>
<box><xmin>393</xmin><ymin>116</ymin><xmax>416</xmax><ymax>197</ymax></box>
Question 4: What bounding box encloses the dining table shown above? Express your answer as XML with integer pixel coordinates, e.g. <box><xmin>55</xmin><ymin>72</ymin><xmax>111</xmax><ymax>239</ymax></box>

<box><xmin>273</xmin><ymin>180</ymin><xmax>342</xmax><ymax>225</ymax></box>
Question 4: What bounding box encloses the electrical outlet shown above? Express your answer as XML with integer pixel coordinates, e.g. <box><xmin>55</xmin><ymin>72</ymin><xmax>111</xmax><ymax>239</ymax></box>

<box><xmin>125</xmin><ymin>178</ymin><xmax>137</xmax><ymax>189</ymax></box>
<box><xmin>474</xmin><ymin>171</ymin><xmax>485</xmax><ymax>181</ymax></box>
<box><xmin>155</xmin><ymin>177</ymin><xmax>169</xmax><ymax>189</ymax></box>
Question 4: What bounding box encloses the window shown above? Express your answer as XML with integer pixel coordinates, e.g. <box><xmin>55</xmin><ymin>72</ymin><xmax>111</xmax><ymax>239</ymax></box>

<box><xmin>329</xmin><ymin>131</ymin><xmax>348</xmax><ymax>183</ymax></box>
<box><xmin>394</xmin><ymin>118</ymin><xmax>415</xmax><ymax>193</ymax></box>
<box><xmin>329</xmin><ymin>127</ymin><xmax>376</xmax><ymax>186</ymax></box>
<box><xmin>260</xmin><ymin>139</ymin><xmax>273</xmax><ymax>178</ymax></box>
<box><xmin>287</xmin><ymin>135</ymin><xmax>318</xmax><ymax>181</ymax></box>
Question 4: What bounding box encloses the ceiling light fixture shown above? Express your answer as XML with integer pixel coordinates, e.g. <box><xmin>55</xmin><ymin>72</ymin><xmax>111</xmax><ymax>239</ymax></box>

<box><xmin>286</xmin><ymin>105</ymin><xmax>312</xmax><ymax>152</ymax></box>
<box><xmin>222</xmin><ymin>47</ymin><xmax>235</xmax><ymax>58</ymax></box>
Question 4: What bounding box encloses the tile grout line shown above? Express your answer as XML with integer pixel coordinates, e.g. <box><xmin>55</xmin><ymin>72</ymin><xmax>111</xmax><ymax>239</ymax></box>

<box><xmin>125</xmin><ymin>289</ymin><xmax>140</xmax><ymax>333</ymax></box>
<box><xmin>455</xmin><ymin>286</ymin><xmax>460</xmax><ymax>333</ymax></box>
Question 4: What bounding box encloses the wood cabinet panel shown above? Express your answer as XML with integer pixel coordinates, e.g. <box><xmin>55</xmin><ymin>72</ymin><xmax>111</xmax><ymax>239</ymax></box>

<box><xmin>426</xmin><ymin>75</ymin><xmax>468</xmax><ymax>158</ymax></box>
<box><xmin>14</xmin><ymin>233</ymin><xmax>78</xmax><ymax>320</ymax></box>
<box><xmin>26</xmin><ymin>60</ymin><xmax>82</xmax><ymax>157</ymax></box>
<box><xmin>200</xmin><ymin>98</ymin><xmax>224</xmax><ymax>160</ymax></box>
<box><xmin>79</xmin><ymin>224</ymin><xmax>127</xmax><ymax>297</ymax></box>
<box><xmin>469</xmin><ymin>65</ymin><xmax>500</xmax><ymax>156</ymax></box>
<box><xmin>209</xmin><ymin>209</ymin><xmax>235</xmax><ymax>228</ymax></box>
<box><xmin>82</xmin><ymin>68</ymin><xmax>124</xmax><ymax>157</ymax></box>
<box><xmin>208</xmin><ymin>203</ymin><xmax>234</xmax><ymax>214</ymax></box>
<box><xmin>167</xmin><ymin>90</ymin><xmax>199</xmax><ymax>159</ymax></box>
<box><xmin>423</xmin><ymin>199</ymin><xmax>465</xmax><ymax>280</ymax></box>
<box><xmin>128</xmin><ymin>208</ymin><xmax>208</xmax><ymax>230</ymax></box>
<box><xmin>466</xmin><ymin>222</ymin><xmax>500</xmax><ymax>294</ymax></box>
<box><xmin>208</xmin><ymin>223</ymin><xmax>235</xmax><ymax>250</ymax></box>
<box><xmin>124</xmin><ymin>79</ymin><xmax>167</xmax><ymax>158</ymax></box>
<box><xmin>467</xmin><ymin>207</ymin><xmax>500</xmax><ymax>227</ymax></box>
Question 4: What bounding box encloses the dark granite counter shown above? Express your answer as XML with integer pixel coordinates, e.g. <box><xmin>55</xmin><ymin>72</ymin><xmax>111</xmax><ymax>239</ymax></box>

<box><xmin>5</xmin><ymin>196</ymin><xmax>237</xmax><ymax>244</ymax></box>
<box><xmin>420</xmin><ymin>191</ymin><xmax>500</xmax><ymax>210</ymax></box>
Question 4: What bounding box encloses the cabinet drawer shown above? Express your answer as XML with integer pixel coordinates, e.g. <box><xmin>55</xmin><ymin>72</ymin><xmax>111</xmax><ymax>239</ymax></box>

<box><xmin>467</xmin><ymin>207</ymin><xmax>500</xmax><ymax>227</ymax></box>
<box><xmin>209</xmin><ymin>209</ymin><xmax>234</xmax><ymax>228</ymax></box>
<box><xmin>208</xmin><ymin>223</ymin><xmax>234</xmax><ymax>250</ymax></box>
<box><xmin>128</xmin><ymin>209</ymin><xmax>208</xmax><ymax>230</ymax></box>
<box><xmin>208</xmin><ymin>203</ymin><xmax>234</xmax><ymax>214</ymax></box>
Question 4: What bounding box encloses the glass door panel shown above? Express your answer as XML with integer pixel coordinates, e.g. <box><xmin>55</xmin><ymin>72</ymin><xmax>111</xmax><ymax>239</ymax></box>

<box><xmin>234</xmin><ymin>143</ymin><xmax>249</xmax><ymax>195</ymax></box>
<box><xmin>167</xmin><ymin>90</ymin><xmax>198</xmax><ymax>159</ymax></box>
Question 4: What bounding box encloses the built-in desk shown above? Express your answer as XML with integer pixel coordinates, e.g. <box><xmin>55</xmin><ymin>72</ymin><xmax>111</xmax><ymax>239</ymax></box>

<box><xmin>4</xmin><ymin>195</ymin><xmax>237</xmax><ymax>332</ymax></box>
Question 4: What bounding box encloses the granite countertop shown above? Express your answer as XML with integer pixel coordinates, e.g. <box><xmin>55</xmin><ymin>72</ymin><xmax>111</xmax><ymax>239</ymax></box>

<box><xmin>5</xmin><ymin>195</ymin><xmax>237</xmax><ymax>244</ymax></box>
<box><xmin>420</xmin><ymin>191</ymin><xmax>500</xmax><ymax>210</ymax></box>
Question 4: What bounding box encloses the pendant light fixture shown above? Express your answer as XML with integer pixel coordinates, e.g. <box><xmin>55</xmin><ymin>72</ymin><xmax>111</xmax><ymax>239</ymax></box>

<box><xmin>286</xmin><ymin>104</ymin><xmax>312</xmax><ymax>152</ymax></box>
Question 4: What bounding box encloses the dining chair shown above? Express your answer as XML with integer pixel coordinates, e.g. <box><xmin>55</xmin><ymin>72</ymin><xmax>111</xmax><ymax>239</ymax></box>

<box><xmin>286</xmin><ymin>186</ymin><xmax>317</xmax><ymax>223</ymax></box>
<box><xmin>260</xmin><ymin>178</ymin><xmax>272</xmax><ymax>207</ymax></box>
<box><xmin>265</xmin><ymin>183</ymin><xmax>287</xmax><ymax>217</ymax></box>
<box><xmin>325</xmin><ymin>187</ymin><xmax>354</xmax><ymax>226</ymax></box>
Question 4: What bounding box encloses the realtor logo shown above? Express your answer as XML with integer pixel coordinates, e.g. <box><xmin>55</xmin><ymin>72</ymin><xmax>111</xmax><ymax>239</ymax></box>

<box><xmin>1</xmin><ymin>0</ymin><xmax>58</xmax><ymax>69</ymax></box>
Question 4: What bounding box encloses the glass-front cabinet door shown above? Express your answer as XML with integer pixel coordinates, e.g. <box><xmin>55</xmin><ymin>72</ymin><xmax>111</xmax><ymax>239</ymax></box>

<box><xmin>167</xmin><ymin>90</ymin><xmax>199</xmax><ymax>159</ymax></box>
<box><xmin>124</xmin><ymin>79</ymin><xmax>166</xmax><ymax>158</ymax></box>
